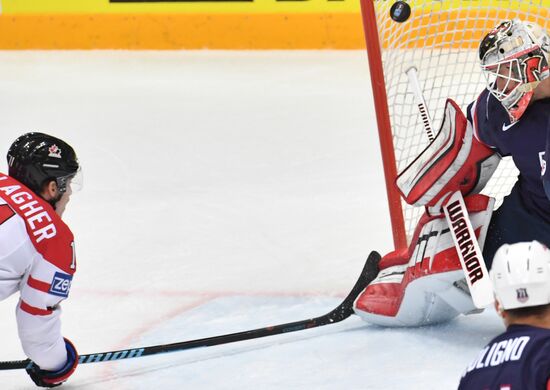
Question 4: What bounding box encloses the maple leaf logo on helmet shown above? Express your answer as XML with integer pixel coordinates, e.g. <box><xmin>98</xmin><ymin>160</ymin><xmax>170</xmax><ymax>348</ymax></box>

<box><xmin>48</xmin><ymin>144</ymin><xmax>62</xmax><ymax>158</ymax></box>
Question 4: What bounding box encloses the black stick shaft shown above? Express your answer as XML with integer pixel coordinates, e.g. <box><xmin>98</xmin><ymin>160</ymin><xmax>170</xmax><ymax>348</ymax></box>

<box><xmin>0</xmin><ymin>252</ymin><xmax>380</xmax><ymax>371</ymax></box>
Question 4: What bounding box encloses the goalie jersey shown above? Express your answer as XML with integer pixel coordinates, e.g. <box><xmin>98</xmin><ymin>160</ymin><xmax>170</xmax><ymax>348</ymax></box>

<box><xmin>458</xmin><ymin>324</ymin><xmax>550</xmax><ymax>389</ymax></box>
<box><xmin>467</xmin><ymin>89</ymin><xmax>550</xmax><ymax>222</ymax></box>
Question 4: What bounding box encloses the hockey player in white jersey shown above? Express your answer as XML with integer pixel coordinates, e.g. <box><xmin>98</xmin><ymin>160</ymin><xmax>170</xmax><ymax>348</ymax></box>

<box><xmin>1</xmin><ymin>132</ymin><xmax>81</xmax><ymax>387</ymax></box>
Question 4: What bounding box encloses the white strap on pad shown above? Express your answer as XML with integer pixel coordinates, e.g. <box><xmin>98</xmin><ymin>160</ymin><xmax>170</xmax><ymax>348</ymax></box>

<box><xmin>443</xmin><ymin>191</ymin><xmax>494</xmax><ymax>308</ymax></box>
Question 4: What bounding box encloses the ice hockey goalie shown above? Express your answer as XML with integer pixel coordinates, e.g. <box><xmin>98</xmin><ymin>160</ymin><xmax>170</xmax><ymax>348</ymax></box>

<box><xmin>354</xmin><ymin>99</ymin><xmax>501</xmax><ymax>326</ymax></box>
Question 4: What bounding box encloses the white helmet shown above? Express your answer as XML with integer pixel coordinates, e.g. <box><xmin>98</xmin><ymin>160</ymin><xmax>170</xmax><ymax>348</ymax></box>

<box><xmin>490</xmin><ymin>241</ymin><xmax>550</xmax><ymax>310</ymax></box>
<box><xmin>479</xmin><ymin>19</ymin><xmax>550</xmax><ymax>122</ymax></box>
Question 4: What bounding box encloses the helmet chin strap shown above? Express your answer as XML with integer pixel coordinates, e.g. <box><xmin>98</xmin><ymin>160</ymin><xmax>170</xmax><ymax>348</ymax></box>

<box><xmin>508</xmin><ymin>90</ymin><xmax>534</xmax><ymax>122</ymax></box>
<box><xmin>517</xmin><ymin>80</ymin><xmax>542</xmax><ymax>93</ymax></box>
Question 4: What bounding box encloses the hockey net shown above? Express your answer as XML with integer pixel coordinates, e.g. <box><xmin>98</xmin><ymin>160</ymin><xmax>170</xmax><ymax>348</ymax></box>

<box><xmin>360</xmin><ymin>0</ymin><xmax>549</xmax><ymax>249</ymax></box>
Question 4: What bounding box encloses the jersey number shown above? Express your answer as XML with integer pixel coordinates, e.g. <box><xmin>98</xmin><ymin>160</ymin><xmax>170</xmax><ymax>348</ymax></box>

<box><xmin>0</xmin><ymin>205</ymin><xmax>15</xmax><ymax>226</ymax></box>
<box><xmin>70</xmin><ymin>241</ymin><xmax>76</xmax><ymax>270</ymax></box>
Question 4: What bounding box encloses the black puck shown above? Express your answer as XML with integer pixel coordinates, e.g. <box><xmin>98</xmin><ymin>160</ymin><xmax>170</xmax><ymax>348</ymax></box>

<box><xmin>390</xmin><ymin>1</ymin><xmax>411</xmax><ymax>23</ymax></box>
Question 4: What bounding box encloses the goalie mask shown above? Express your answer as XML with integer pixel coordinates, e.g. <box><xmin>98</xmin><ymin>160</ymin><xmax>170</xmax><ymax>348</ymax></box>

<box><xmin>479</xmin><ymin>19</ymin><xmax>550</xmax><ymax>122</ymax></box>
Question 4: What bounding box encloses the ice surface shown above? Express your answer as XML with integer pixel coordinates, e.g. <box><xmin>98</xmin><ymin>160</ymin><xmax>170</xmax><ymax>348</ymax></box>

<box><xmin>0</xmin><ymin>51</ymin><xmax>503</xmax><ymax>389</ymax></box>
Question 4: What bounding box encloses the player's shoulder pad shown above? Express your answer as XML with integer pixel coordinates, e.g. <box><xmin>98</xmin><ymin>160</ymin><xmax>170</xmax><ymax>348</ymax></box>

<box><xmin>467</xmin><ymin>90</ymin><xmax>492</xmax><ymax>144</ymax></box>
<box><xmin>0</xmin><ymin>173</ymin><xmax>76</xmax><ymax>275</ymax></box>
<box><xmin>469</xmin><ymin>89</ymin><xmax>510</xmax><ymax>145</ymax></box>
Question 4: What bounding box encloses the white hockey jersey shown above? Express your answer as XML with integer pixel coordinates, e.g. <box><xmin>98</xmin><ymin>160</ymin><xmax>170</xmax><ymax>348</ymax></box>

<box><xmin>0</xmin><ymin>173</ymin><xmax>76</xmax><ymax>371</ymax></box>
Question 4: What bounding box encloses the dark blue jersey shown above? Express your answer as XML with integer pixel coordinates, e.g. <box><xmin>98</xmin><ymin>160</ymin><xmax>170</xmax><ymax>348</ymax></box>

<box><xmin>544</xmin><ymin>115</ymin><xmax>550</xmax><ymax>201</ymax></box>
<box><xmin>467</xmin><ymin>90</ymin><xmax>550</xmax><ymax>222</ymax></box>
<box><xmin>458</xmin><ymin>324</ymin><xmax>550</xmax><ymax>389</ymax></box>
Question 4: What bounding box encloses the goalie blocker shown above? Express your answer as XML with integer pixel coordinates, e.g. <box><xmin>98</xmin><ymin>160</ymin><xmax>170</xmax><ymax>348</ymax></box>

<box><xmin>355</xmin><ymin>99</ymin><xmax>500</xmax><ymax>326</ymax></box>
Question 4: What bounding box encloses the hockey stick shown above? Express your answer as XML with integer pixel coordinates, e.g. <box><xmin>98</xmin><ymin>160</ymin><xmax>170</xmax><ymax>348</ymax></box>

<box><xmin>405</xmin><ymin>66</ymin><xmax>435</xmax><ymax>142</ymax></box>
<box><xmin>442</xmin><ymin>192</ymin><xmax>494</xmax><ymax>308</ymax></box>
<box><xmin>0</xmin><ymin>251</ymin><xmax>381</xmax><ymax>370</ymax></box>
<box><xmin>406</xmin><ymin>67</ymin><xmax>494</xmax><ymax>308</ymax></box>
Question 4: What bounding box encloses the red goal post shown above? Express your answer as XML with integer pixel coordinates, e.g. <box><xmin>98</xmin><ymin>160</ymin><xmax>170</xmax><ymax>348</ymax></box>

<box><xmin>359</xmin><ymin>0</ymin><xmax>549</xmax><ymax>250</ymax></box>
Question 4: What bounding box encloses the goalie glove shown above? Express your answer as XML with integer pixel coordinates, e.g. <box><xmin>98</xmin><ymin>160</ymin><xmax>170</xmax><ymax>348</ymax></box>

<box><xmin>396</xmin><ymin>99</ymin><xmax>501</xmax><ymax>210</ymax></box>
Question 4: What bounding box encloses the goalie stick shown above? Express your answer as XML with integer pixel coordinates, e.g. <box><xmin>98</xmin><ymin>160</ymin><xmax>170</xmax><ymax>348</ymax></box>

<box><xmin>406</xmin><ymin>67</ymin><xmax>494</xmax><ymax>309</ymax></box>
<box><xmin>0</xmin><ymin>251</ymin><xmax>381</xmax><ymax>371</ymax></box>
<box><xmin>405</xmin><ymin>67</ymin><xmax>435</xmax><ymax>142</ymax></box>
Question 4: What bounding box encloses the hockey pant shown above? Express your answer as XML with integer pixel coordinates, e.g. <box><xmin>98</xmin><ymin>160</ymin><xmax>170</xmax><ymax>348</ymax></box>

<box><xmin>483</xmin><ymin>182</ymin><xmax>550</xmax><ymax>269</ymax></box>
<box><xmin>354</xmin><ymin>194</ymin><xmax>493</xmax><ymax>327</ymax></box>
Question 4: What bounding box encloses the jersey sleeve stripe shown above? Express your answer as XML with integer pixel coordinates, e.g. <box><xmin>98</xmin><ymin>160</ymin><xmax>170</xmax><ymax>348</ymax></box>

<box><xmin>19</xmin><ymin>300</ymin><xmax>53</xmax><ymax>316</ymax></box>
<box><xmin>27</xmin><ymin>275</ymin><xmax>51</xmax><ymax>293</ymax></box>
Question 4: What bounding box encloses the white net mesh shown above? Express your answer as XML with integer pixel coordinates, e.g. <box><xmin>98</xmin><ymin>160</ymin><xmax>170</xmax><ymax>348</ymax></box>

<box><xmin>372</xmin><ymin>0</ymin><xmax>549</xmax><ymax>242</ymax></box>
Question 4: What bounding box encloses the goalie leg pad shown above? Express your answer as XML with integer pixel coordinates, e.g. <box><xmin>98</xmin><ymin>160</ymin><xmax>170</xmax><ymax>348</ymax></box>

<box><xmin>354</xmin><ymin>195</ymin><xmax>493</xmax><ymax>327</ymax></box>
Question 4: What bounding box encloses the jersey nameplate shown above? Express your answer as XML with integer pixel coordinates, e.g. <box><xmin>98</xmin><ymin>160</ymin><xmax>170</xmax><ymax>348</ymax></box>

<box><xmin>0</xmin><ymin>177</ymin><xmax>57</xmax><ymax>243</ymax></box>
<box><xmin>464</xmin><ymin>336</ymin><xmax>530</xmax><ymax>374</ymax></box>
